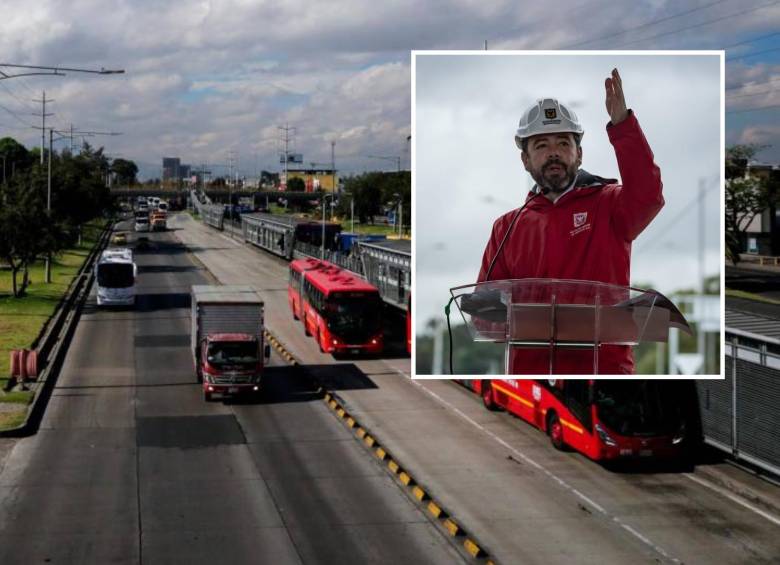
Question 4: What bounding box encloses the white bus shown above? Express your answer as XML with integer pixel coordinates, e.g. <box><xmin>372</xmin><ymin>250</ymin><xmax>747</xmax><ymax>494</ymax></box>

<box><xmin>95</xmin><ymin>248</ymin><xmax>137</xmax><ymax>306</ymax></box>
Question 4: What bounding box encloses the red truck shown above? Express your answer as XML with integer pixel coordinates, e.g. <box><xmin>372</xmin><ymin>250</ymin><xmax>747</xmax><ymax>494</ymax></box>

<box><xmin>191</xmin><ymin>285</ymin><xmax>270</xmax><ymax>401</ymax></box>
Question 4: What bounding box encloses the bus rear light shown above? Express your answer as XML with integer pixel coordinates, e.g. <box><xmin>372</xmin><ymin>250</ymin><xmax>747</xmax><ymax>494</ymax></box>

<box><xmin>595</xmin><ymin>423</ymin><xmax>618</xmax><ymax>447</ymax></box>
<box><xmin>332</xmin><ymin>339</ymin><xmax>338</xmax><ymax>345</ymax></box>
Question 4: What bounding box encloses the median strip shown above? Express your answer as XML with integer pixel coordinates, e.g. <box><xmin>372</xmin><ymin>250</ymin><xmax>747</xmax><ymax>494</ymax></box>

<box><xmin>263</xmin><ymin>327</ymin><xmax>496</xmax><ymax>562</ymax></box>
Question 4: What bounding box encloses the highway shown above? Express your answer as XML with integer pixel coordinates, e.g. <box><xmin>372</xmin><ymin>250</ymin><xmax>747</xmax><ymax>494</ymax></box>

<box><xmin>0</xmin><ymin>222</ymin><xmax>464</xmax><ymax>565</ymax></box>
<box><xmin>174</xmin><ymin>212</ymin><xmax>780</xmax><ymax>564</ymax></box>
<box><xmin>0</xmin><ymin>213</ymin><xmax>778</xmax><ymax>564</ymax></box>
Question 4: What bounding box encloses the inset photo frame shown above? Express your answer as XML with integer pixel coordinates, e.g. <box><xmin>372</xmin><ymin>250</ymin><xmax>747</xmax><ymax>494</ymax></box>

<box><xmin>412</xmin><ymin>50</ymin><xmax>724</xmax><ymax>378</ymax></box>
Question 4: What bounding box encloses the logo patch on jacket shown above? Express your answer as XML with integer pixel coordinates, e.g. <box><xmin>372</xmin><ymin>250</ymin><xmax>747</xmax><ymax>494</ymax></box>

<box><xmin>573</xmin><ymin>212</ymin><xmax>587</xmax><ymax>228</ymax></box>
<box><xmin>545</xmin><ymin>108</ymin><xmax>557</xmax><ymax>119</ymax></box>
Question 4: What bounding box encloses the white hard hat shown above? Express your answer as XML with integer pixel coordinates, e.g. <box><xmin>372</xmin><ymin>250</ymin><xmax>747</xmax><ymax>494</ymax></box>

<box><xmin>515</xmin><ymin>98</ymin><xmax>584</xmax><ymax>150</ymax></box>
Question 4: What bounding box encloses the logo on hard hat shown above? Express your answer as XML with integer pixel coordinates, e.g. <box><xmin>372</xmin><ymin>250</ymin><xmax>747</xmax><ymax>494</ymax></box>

<box><xmin>545</xmin><ymin>108</ymin><xmax>557</xmax><ymax>119</ymax></box>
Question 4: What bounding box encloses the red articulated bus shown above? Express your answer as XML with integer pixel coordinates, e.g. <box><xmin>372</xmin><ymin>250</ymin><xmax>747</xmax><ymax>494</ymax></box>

<box><xmin>289</xmin><ymin>259</ymin><xmax>384</xmax><ymax>355</ymax></box>
<box><xmin>288</xmin><ymin>257</ymin><xmax>326</xmax><ymax>320</ymax></box>
<box><xmin>463</xmin><ymin>379</ymin><xmax>691</xmax><ymax>461</ymax></box>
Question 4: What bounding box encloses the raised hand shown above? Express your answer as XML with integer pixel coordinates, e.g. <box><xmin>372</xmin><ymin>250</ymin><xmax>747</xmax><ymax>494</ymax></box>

<box><xmin>605</xmin><ymin>68</ymin><xmax>628</xmax><ymax>126</ymax></box>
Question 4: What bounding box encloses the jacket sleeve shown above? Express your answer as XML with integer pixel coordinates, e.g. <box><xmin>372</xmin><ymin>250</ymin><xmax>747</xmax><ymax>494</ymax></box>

<box><xmin>477</xmin><ymin>217</ymin><xmax>510</xmax><ymax>283</ymax></box>
<box><xmin>607</xmin><ymin>110</ymin><xmax>664</xmax><ymax>241</ymax></box>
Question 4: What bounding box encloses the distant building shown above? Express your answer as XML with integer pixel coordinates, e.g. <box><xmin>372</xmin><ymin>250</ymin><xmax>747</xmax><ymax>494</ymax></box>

<box><xmin>739</xmin><ymin>161</ymin><xmax>780</xmax><ymax>255</ymax></box>
<box><xmin>285</xmin><ymin>168</ymin><xmax>338</xmax><ymax>193</ymax></box>
<box><xmin>162</xmin><ymin>157</ymin><xmax>181</xmax><ymax>182</ymax></box>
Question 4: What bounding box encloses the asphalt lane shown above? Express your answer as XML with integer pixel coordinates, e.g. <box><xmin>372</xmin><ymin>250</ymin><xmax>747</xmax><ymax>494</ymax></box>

<box><xmin>175</xmin><ymin>213</ymin><xmax>780</xmax><ymax>564</ymax></box>
<box><xmin>0</xmin><ymin>222</ymin><xmax>464</xmax><ymax>564</ymax></box>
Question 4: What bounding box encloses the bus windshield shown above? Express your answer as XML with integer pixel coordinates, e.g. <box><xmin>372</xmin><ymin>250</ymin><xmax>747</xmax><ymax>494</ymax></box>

<box><xmin>324</xmin><ymin>292</ymin><xmax>382</xmax><ymax>339</ymax></box>
<box><xmin>97</xmin><ymin>263</ymin><xmax>134</xmax><ymax>288</ymax></box>
<box><xmin>593</xmin><ymin>381</ymin><xmax>683</xmax><ymax>437</ymax></box>
<box><xmin>207</xmin><ymin>341</ymin><xmax>258</xmax><ymax>369</ymax></box>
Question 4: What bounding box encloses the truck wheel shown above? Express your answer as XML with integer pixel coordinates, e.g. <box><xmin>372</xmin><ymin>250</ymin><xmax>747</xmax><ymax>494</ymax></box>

<box><xmin>547</xmin><ymin>413</ymin><xmax>565</xmax><ymax>451</ymax></box>
<box><xmin>304</xmin><ymin>318</ymin><xmax>311</xmax><ymax>336</ymax></box>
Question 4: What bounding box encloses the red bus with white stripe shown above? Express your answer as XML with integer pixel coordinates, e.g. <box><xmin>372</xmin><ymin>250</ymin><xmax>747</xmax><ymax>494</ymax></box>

<box><xmin>290</xmin><ymin>260</ymin><xmax>384</xmax><ymax>354</ymax></box>
<box><xmin>463</xmin><ymin>379</ymin><xmax>693</xmax><ymax>461</ymax></box>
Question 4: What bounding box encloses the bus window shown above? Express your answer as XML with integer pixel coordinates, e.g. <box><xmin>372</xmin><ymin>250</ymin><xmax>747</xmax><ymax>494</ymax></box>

<box><xmin>325</xmin><ymin>292</ymin><xmax>382</xmax><ymax>339</ymax></box>
<box><xmin>97</xmin><ymin>263</ymin><xmax>134</xmax><ymax>288</ymax></box>
<box><xmin>593</xmin><ymin>381</ymin><xmax>680</xmax><ymax>437</ymax></box>
<box><xmin>564</xmin><ymin>380</ymin><xmax>593</xmax><ymax>432</ymax></box>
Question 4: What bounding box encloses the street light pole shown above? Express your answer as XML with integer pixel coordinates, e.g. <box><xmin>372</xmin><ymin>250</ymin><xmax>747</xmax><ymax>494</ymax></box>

<box><xmin>45</xmin><ymin>129</ymin><xmax>53</xmax><ymax>283</ymax></box>
<box><xmin>45</xmin><ymin>128</ymin><xmax>122</xmax><ymax>283</ymax></box>
<box><xmin>321</xmin><ymin>193</ymin><xmax>336</xmax><ymax>260</ymax></box>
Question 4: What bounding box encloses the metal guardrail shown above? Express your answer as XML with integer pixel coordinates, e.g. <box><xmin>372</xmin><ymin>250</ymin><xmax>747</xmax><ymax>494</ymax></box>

<box><xmin>697</xmin><ymin>317</ymin><xmax>780</xmax><ymax>476</ymax></box>
<box><xmin>358</xmin><ymin>240</ymin><xmax>411</xmax><ymax>309</ymax></box>
<box><xmin>204</xmin><ymin>210</ymin><xmax>412</xmax><ymax>311</ymax></box>
<box><xmin>293</xmin><ymin>241</ymin><xmax>365</xmax><ymax>274</ymax></box>
<box><xmin>1</xmin><ymin>221</ymin><xmax>113</xmax><ymax>437</ymax></box>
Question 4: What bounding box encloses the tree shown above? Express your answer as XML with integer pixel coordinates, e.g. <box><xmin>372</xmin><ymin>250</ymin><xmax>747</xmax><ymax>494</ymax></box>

<box><xmin>0</xmin><ymin>137</ymin><xmax>32</xmax><ymax>183</ymax></box>
<box><xmin>725</xmin><ymin>144</ymin><xmax>776</xmax><ymax>264</ymax></box>
<box><xmin>338</xmin><ymin>171</ymin><xmax>410</xmax><ymax>227</ymax></box>
<box><xmin>287</xmin><ymin>177</ymin><xmax>305</xmax><ymax>192</ymax></box>
<box><xmin>111</xmin><ymin>158</ymin><xmax>138</xmax><ymax>185</ymax></box>
<box><xmin>0</xmin><ymin>172</ymin><xmax>65</xmax><ymax>296</ymax></box>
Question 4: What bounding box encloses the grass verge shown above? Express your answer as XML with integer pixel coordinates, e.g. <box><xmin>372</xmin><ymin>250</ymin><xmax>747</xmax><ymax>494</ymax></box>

<box><xmin>0</xmin><ymin>409</ymin><xmax>27</xmax><ymax>430</ymax></box>
<box><xmin>0</xmin><ymin>224</ymin><xmax>102</xmax><ymax>400</ymax></box>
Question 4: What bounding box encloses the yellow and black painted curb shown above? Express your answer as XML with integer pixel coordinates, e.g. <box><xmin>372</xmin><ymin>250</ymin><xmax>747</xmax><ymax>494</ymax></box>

<box><xmin>263</xmin><ymin>328</ymin><xmax>496</xmax><ymax>563</ymax></box>
<box><xmin>263</xmin><ymin>330</ymin><xmax>299</xmax><ymax>366</ymax></box>
<box><xmin>323</xmin><ymin>389</ymin><xmax>497</xmax><ymax>564</ymax></box>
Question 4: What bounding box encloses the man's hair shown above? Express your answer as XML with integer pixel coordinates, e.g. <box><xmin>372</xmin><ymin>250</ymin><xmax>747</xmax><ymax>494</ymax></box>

<box><xmin>521</xmin><ymin>133</ymin><xmax>581</xmax><ymax>154</ymax></box>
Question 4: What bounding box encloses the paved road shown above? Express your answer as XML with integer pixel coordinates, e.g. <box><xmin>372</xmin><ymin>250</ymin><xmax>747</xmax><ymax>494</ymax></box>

<box><xmin>0</xmin><ymin>224</ymin><xmax>464</xmax><ymax>564</ymax></box>
<box><xmin>726</xmin><ymin>265</ymin><xmax>780</xmax><ymax>319</ymax></box>
<box><xmin>176</xmin><ymin>213</ymin><xmax>780</xmax><ymax>564</ymax></box>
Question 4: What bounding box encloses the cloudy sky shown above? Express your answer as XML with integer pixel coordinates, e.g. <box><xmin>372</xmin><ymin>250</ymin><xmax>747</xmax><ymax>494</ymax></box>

<box><xmin>414</xmin><ymin>53</ymin><xmax>722</xmax><ymax>330</ymax></box>
<box><xmin>1</xmin><ymin>0</ymin><xmax>779</xmax><ymax>329</ymax></box>
<box><xmin>1</xmin><ymin>1</ymin><xmax>778</xmax><ymax>179</ymax></box>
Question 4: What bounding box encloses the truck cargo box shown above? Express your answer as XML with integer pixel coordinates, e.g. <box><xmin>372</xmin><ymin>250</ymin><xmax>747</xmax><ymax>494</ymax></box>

<box><xmin>191</xmin><ymin>285</ymin><xmax>264</xmax><ymax>357</ymax></box>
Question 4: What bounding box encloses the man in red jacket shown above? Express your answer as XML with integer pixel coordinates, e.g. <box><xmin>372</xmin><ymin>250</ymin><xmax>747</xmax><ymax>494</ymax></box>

<box><xmin>477</xmin><ymin>68</ymin><xmax>664</xmax><ymax>375</ymax></box>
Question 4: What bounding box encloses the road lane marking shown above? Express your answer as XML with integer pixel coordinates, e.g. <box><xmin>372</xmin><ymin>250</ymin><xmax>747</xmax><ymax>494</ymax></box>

<box><xmin>401</xmin><ymin>372</ymin><xmax>681</xmax><ymax>564</ymax></box>
<box><xmin>683</xmin><ymin>472</ymin><xmax>780</xmax><ymax>527</ymax></box>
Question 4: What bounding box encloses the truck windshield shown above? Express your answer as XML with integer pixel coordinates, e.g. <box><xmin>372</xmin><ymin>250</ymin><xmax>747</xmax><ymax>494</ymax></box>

<box><xmin>593</xmin><ymin>381</ymin><xmax>683</xmax><ymax>437</ymax></box>
<box><xmin>324</xmin><ymin>292</ymin><xmax>381</xmax><ymax>341</ymax></box>
<box><xmin>97</xmin><ymin>263</ymin><xmax>134</xmax><ymax>288</ymax></box>
<box><xmin>207</xmin><ymin>341</ymin><xmax>257</xmax><ymax>368</ymax></box>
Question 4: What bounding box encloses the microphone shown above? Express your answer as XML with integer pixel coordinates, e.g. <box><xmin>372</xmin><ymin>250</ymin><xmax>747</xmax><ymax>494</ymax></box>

<box><xmin>483</xmin><ymin>192</ymin><xmax>543</xmax><ymax>281</ymax></box>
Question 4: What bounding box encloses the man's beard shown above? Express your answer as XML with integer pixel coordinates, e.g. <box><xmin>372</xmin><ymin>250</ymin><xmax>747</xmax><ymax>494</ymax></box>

<box><xmin>530</xmin><ymin>159</ymin><xmax>578</xmax><ymax>195</ymax></box>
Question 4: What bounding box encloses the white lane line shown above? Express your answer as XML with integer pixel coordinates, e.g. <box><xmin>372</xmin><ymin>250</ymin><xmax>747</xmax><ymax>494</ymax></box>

<box><xmin>683</xmin><ymin>473</ymin><xmax>780</xmax><ymax>527</ymax></box>
<box><xmin>395</xmin><ymin>371</ymin><xmax>681</xmax><ymax>564</ymax></box>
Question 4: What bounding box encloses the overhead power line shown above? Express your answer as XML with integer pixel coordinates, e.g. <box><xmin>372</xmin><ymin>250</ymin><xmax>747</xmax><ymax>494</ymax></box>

<box><xmin>613</xmin><ymin>0</ymin><xmax>780</xmax><ymax>49</ymax></box>
<box><xmin>561</xmin><ymin>0</ymin><xmax>730</xmax><ymax>48</ymax></box>
<box><xmin>726</xmin><ymin>76</ymin><xmax>780</xmax><ymax>91</ymax></box>
<box><xmin>726</xmin><ymin>88</ymin><xmax>778</xmax><ymax>99</ymax></box>
<box><xmin>726</xmin><ymin>103</ymin><xmax>780</xmax><ymax>114</ymax></box>
<box><xmin>635</xmin><ymin>182</ymin><xmax>718</xmax><ymax>254</ymax></box>
<box><xmin>729</xmin><ymin>45</ymin><xmax>780</xmax><ymax>62</ymax></box>
<box><xmin>723</xmin><ymin>30</ymin><xmax>780</xmax><ymax>49</ymax></box>
<box><xmin>0</xmin><ymin>101</ymin><xmax>35</xmax><ymax>128</ymax></box>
